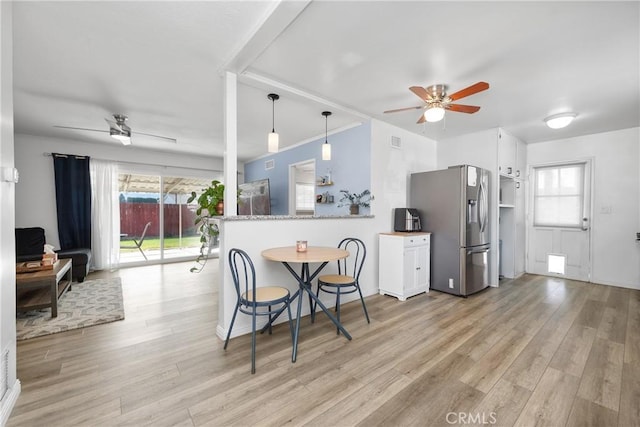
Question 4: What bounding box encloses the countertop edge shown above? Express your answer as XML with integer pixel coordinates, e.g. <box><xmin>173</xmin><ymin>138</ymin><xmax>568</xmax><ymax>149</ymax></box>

<box><xmin>215</xmin><ymin>214</ymin><xmax>375</xmax><ymax>222</ymax></box>
<box><xmin>379</xmin><ymin>231</ymin><xmax>432</xmax><ymax>236</ymax></box>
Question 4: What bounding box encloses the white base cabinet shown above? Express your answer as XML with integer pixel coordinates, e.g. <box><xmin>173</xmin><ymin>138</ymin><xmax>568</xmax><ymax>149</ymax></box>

<box><xmin>378</xmin><ymin>232</ymin><xmax>430</xmax><ymax>301</ymax></box>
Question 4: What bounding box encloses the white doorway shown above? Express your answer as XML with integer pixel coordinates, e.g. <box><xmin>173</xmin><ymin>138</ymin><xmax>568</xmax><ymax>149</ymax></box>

<box><xmin>527</xmin><ymin>160</ymin><xmax>592</xmax><ymax>281</ymax></box>
<box><xmin>288</xmin><ymin>159</ymin><xmax>316</xmax><ymax>216</ymax></box>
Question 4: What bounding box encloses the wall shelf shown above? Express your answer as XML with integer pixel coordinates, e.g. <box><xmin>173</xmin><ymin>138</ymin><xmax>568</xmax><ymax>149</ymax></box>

<box><xmin>317</xmin><ymin>182</ymin><xmax>333</xmax><ymax>186</ymax></box>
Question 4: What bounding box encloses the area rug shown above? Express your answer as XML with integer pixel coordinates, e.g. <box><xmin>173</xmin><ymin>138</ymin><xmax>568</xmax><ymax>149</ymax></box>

<box><xmin>16</xmin><ymin>277</ymin><xmax>125</xmax><ymax>341</ymax></box>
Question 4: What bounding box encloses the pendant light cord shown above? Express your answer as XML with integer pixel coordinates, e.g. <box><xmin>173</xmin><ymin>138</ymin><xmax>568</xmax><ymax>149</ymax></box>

<box><xmin>272</xmin><ymin>98</ymin><xmax>275</xmax><ymax>133</ymax></box>
<box><xmin>322</xmin><ymin>111</ymin><xmax>332</xmax><ymax>143</ymax></box>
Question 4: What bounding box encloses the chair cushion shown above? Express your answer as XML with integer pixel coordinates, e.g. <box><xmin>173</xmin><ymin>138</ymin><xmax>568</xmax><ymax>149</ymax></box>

<box><xmin>242</xmin><ymin>286</ymin><xmax>289</xmax><ymax>303</ymax></box>
<box><xmin>318</xmin><ymin>274</ymin><xmax>356</xmax><ymax>285</ymax></box>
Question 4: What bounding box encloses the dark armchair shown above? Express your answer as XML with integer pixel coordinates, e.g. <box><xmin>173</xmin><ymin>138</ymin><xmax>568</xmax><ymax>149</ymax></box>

<box><xmin>15</xmin><ymin>227</ymin><xmax>92</xmax><ymax>282</ymax></box>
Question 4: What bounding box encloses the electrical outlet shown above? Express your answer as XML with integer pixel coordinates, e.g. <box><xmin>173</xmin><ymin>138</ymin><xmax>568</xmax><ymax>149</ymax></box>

<box><xmin>449</xmin><ymin>278</ymin><xmax>454</xmax><ymax>288</ymax></box>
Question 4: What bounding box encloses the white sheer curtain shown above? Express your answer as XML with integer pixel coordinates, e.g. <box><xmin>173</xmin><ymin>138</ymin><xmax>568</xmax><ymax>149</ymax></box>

<box><xmin>90</xmin><ymin>159</ymin><xmax>120</xmax><ymax>270</ymax></box>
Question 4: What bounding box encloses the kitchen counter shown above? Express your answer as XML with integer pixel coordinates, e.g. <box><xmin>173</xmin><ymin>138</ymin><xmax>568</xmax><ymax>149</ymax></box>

<box><xmin>219</xmin><ymin>214</ymin><xmax>374</xmax><ymax>221</ymax></box>
<box><xmin>379</xmin><ymin>231</ymin><xmax>431</xmax><ymax>236</ymax></box>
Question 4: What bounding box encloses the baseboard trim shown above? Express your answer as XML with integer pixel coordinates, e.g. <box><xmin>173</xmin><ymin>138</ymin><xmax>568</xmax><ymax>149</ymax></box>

<box><xmin>0</xmin><ymin>379</ymin><xmax>21</xmax><ymax>426</ymax></box>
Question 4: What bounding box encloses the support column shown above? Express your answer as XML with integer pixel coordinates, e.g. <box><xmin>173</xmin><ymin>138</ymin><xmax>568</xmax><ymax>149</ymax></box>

<box><xmin>223</xmin><ymin>71</ymin><xmax>238</xmax><ymax>217</ymax></box>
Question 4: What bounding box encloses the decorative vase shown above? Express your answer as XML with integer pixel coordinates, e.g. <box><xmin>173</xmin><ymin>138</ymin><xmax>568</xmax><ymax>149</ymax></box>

<box><xmin>215</xmin><ymin>201</ymin><xmax>224</xmax><ymax>215</ymax></box>
<box><xmin>349</xmin><ymin>204</ymin><xmax>360</xmax><ymax>215</ymax></box>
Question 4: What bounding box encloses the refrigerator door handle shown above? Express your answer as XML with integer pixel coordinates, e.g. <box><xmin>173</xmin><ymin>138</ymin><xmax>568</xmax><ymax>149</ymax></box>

<box><xmin>478</xmin><ymin>181</ymin><xmax>487</xmax><ymax>233</ymax></box>
<box><xmin>483</xmin><ymin>181</ymin><xmax>488</xmax><ymax>232</ymax></box>
<box><xmin>467</xmin><ymin>247</ymin><xmax>490</xmax><ymax>255</ymax></box>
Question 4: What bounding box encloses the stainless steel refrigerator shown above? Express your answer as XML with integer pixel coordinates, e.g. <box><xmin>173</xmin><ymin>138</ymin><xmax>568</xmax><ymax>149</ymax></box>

<box><xmin>410</xmin><ymin>165</ymin><xmax>490</xmax><ymax>296</ymax></box>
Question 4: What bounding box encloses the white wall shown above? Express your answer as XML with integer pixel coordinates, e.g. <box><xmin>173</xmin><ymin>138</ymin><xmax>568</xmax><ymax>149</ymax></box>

<box><xmin>0</xmin><ymin>1</ymin><xmax>20</xmax><ymax>423</ymax></box>
<box><xmin>14</xmin><ymin>133</ymin><xmax>224</xmax><ymax>249</ymax></box>
<box><xmin>370</xmin><ymin>119</ymin><xmax>438</xmax><ymax>231</ymax></box>
<box><xmin>527</xmin><ymin>127</ymin><xmax>640</xmax><ymax>289</ymax></box>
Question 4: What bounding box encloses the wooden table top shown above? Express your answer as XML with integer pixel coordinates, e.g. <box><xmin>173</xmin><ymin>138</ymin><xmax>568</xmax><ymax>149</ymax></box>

<box><xmin>16</xmin><ymin>258</ymin><xmax>71</xmax><ymax>284</ymax></box>
<box><xmin>261</xmin><ymin>246</ymin><xmax>349</xmax><ymax>263</ymax></box>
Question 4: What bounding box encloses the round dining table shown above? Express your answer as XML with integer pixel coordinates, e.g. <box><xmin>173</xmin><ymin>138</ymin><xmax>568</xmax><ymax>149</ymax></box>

<box><xmin>261</xmin><ymin>246</ymin><xmax>351</xmax><ymax>362</ymax></box>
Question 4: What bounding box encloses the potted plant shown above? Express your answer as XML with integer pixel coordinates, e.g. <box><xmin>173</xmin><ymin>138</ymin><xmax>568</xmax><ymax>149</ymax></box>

<box><xmin>338</xmin><ymin>189</ymin><xmax>374</xmax><ymax>215</ymax></box>
<box><xmin>187</xmin><ymin>180</ymin><xmax>225</xmax><ymax>272</ymax></box>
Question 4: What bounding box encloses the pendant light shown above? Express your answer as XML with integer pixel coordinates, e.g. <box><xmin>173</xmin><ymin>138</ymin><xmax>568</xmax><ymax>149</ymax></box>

<box><xmin>267</xmin><ymin>93</ymin><xmax>279</xmax><ymax>153</ymax></box>
<box><xmin>322</xmin><ymin>111</ymin><xmax>332</xmax><ymax>161</ymax></box>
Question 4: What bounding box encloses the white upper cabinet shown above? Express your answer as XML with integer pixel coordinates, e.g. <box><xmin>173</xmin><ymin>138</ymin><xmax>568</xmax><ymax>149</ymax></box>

<box><xmin>498</xmin><ymin>129</ymin><xmax>526</xmax><ymax>180</ymax></box>
<box><xmin>498</xmin><ymin>130</ymin><xmax>517</xmax><ymax>177</ymax></box>
<box><xmin>516</xmin><ymin>138</ymin><xmax>527</xmax><ymax>180</ymax></box>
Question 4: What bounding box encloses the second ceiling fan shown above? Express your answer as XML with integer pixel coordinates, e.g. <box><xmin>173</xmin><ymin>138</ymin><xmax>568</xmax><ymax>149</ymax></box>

<box><xmin>54</xmin><ymin>114</ymin><xmax>176</xmax><ymax>145</ymax></box>
<box><xmin>384</xmin><ymin>81</ymin><xmax>490</xmax><ymax>123</ymax></box>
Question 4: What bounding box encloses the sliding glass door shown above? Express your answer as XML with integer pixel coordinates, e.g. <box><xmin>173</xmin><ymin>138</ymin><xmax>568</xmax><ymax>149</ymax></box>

<box><xmin>118</xmin><ymin>173</ymin><xmax>216</xmax><ymax>264</ymax></box>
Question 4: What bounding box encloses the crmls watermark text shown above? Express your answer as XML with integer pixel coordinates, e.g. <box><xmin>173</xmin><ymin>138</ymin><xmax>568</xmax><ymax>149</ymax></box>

<box><xmin>445</xmin><ymin>412</ymin><xmax>497</xmax><ymax>425</ymax></box>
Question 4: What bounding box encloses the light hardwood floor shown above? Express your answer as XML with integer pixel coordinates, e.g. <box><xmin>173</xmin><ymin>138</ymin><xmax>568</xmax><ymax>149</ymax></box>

<box><xmin>8</xmin><ymin>262</ymin><xmax>640</xmax><ymax>426</ymax></box>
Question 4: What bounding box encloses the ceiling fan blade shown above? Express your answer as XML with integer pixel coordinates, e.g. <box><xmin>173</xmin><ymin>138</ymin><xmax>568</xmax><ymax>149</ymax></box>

<box><xmin>409</xmin><ymin>86</ymin><xmax>431</xmax><ymax>101</ymax></box>
<box><xmin>448</xmin><ymin>82</ymin><xmax>489</xmax><ymax>101</ymax></box>
<box><xmin>416</xmin><ymin>114</ymin><xmax>426</xmax><ymax>124</ymax></box>
<box><xmin>133</xmin><ymin>131</ymin><xmax>177</xmax><ymax>143</ymax></box>
<box><xmin>53</xmin><ymin>125</ymin><xmax>108</xmax><ymax>133</ymax></box>
<box><xmin>383</xmin><ymin>106</ymin><xmax>423</xmax><ymax>114</ymax></box>
<box><xmin>446</xmin><ymin>104</ymin><xmax>481</xmax><ymax>114</ymax></box>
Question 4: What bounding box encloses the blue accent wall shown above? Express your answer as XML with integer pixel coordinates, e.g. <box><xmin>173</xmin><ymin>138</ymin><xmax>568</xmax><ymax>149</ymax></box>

<box><xmin>244</xmin><ymin>122</ymin><xmax>371</xmax><ymax>215</ymax></box>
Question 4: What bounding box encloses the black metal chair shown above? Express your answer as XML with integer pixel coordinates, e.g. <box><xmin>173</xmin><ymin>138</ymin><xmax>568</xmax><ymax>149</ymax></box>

<box><xmin>225</xmin><ymin>248</ymin><xmax>294</xmax><ymax>374</ymax></box>
<box><xmin>313</xmin><ymin>238</ymin><xmax>370</xmax><ymax>334</ymax></box>
<box><xmin>120</xmin><ymin>221</ymin><xmax>151</xmax><ymax>260</ymax></box>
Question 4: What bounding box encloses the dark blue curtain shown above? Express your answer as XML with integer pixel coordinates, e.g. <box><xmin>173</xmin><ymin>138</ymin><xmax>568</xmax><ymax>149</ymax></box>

<box><xmin>53</xmin><ymin>153</ymin><xmax>92</xmax><ymax>250</ymax></box>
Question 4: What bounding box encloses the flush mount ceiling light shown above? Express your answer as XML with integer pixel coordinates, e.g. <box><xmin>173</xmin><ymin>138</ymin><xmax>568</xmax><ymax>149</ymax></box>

<box><xmin>544</xmin><ymin>112</ymin><xmax>577</xmax><ymax>129</ymax></box>
<box><xmin>423</xmin><ymin>104</ymin><xmax>446</xmax><ymax>122</ymax></box>
<box><xmin>267</xmin><ymin>93</ymin><xmax>280</xmax><ymax>153</ymax></box>
<box><xmin>322</xmin><ymin>111</ymin><xmax>332</xmax><ymax>161</ymax></box>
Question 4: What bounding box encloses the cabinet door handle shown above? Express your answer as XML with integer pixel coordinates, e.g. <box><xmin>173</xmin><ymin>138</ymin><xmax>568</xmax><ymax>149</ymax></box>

<box><xmin>516</xmin><ymin>182</ymin><xmax>520</xmax><ymax>189</ymax></box>
<box><xmin>516</xmin><ymin>170</ymin><xmax>520</xmax><ymax>177</ymax></box>
<box><xmin>416</xmin><ymin>267</ymin><xmax>421</xmax><ymax>270</ymax></box>
<box><xmin>507</xmin><ymin>167</ymin><xmax>512</xmax><ymax>174</ymax></box>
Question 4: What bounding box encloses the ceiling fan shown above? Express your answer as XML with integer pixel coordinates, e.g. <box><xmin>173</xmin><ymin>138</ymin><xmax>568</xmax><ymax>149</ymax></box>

<box><xmin>54</xmin><ymin>114</ymin><xmax>176</xmax><ymax>145</ymax></box>
<box><xmin>384</xmin><ymin>81</ymin><xmax>490</xmax><ymax>124</ymax></box>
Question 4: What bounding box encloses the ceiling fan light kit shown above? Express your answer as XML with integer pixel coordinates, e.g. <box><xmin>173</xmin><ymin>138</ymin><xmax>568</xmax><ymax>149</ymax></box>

<box><xmin>322</xmin><ymin>111</ymin><xmax>332</xmax><ymax>161</ymax></box>
<box><xmin>544</xmin><ymin>112</ymin><xmax>577</xmax><ymax>129</ymax></box>
<box><xmin>110</xmin><ymin>129</ymin><xmax>131</xmax><ymax>145</ymax></box>
<box><xmin>267</xmin><ymin>93</ymin><xmax>280</xmax><ymax>153</ymax></box>
<box><xmin>384</xmin><ymin>81</ymin><xmax>489</xmax><ymax>124</ymax></box>
<box><xmin>424</xmin><ymin>105</ymin><xmax>446</xmax><ymax>122</ymax></box>
<box><xmin>108</xmin><ymin>114</ymin><xmax>132</xmax><ymax>145</ymax></box>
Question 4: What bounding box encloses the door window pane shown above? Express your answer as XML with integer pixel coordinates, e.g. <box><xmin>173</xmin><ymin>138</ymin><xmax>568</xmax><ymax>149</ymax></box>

<box><xmin>163</xmin><ymin>177</ymin><xmax>216</xmax><ymax>260</ymax></box>
<box><xmin>533</xmin><ymin>163</ymin><xmax>585</xmax><ymax>227</ymax></box>
<box><xmin>296</xmin><ymin>183</ymin><xmax>315</xmax><ymax>211</ymax></box>
<box><xmin>119</xmin><ymin>174</ymin><xmax>160</xmax><ymax>262</ymax></box>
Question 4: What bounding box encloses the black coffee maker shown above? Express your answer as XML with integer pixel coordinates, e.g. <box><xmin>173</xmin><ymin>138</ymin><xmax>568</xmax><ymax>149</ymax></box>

<box><xmin>393</xmin><ymin>208</ymin><xmax>422</xmax><ymax>232</ymax></box>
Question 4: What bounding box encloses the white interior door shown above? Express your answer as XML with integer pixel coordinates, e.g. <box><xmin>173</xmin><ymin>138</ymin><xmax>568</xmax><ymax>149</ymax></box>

<box><xmin>527</xmin><ymin>160</ymin><xmax>592</xmax><ymax>281</ymax></box>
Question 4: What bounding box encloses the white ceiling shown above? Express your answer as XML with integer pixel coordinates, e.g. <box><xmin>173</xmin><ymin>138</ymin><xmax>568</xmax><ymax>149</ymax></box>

<box><xmin>12</xmin><ymin>1</ymin><xmax>640</xmax><ymax>162</ymax></box>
